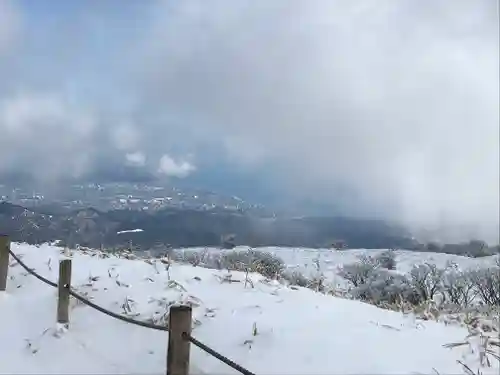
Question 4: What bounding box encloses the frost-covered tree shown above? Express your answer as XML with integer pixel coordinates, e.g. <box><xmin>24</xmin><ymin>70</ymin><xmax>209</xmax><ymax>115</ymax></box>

<box><xmin>350</xmin><ymin>268</ymin><xmax>421</xmax><ymax>306</ymax></box>
<box><xmin>409</xmin><ymin>263</ymin><xmax>445</xmax><ymax>301</ymax></box>
<box><xmin>351</xmin><ymin>268</ymin><xmax>394</xmax><ymax>303</ymax></box>
<box><xmin>469</xmin><ymin>266</ymin><xmax>500</xmax><ymax>306</ymax></box>
<box><xmin>374</xmin><ymin>250</ymin><xmax>397</xmax><ymax>270</ymax></box>
<box><xmin>441</xmin><ymin>264</ymin><xmax>476</xmax><ymax>307</ymax></box>
<box><xmin>338</xmin><ymin>255</ymin><xmax>377</xmax><ymax>287</ymax></box>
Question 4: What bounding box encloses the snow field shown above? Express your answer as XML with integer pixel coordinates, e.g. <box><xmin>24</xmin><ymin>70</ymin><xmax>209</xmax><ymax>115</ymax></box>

<box><xmin>174</xmin><ymin>246</ymin><xmax>499</xmax><ymax>290</ymax></box>
<box><xmin>0</xmin><ymin>243</ymin><xmax>498</xmax><ymax>374</ymax></box>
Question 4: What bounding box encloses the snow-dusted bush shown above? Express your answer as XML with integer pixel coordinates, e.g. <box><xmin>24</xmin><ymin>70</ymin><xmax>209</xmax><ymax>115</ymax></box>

<box><xmin>338</xmin><ymin>255</ymin><xmax>377</xmax><ymax>287</ymax></box>
<box><xmin>219</xmin><ymin>249</ymin><xmax>285</xmax><ymax>279</ymax></box>
<box><xmin>470</xmin><ymin>266</ymin><xmax>500</xmax><ymax>306</ymax></box>
<box><xmin>339</xmin><ymin>255</ymin><xmax>500</xmax><ymax>312</ymax></box>
<box><xmin>171</xmin><ymin>248</ymin><xmax>286</xmax><ymax>280</ymax></box>
<box><xmin>171</xmin><ymin>249</ymin><xmax>205</xmax><ymax>266</ymax></box>
<box><xmin>441</xmin><ymin>264</ymin><xmax>476</xmax><ymax>308</ymax></box>
<box><xmin>374</xmin><ymin>250</ymin><xmax>397</xmax><ymax>270</ymax></box>
<box><xmin>350</xmin><ymin>268</ymin><xmax>422</xmax><ymax>306</ymax></box>
<box><xmin>409</xmin><ymin>263</ymin><xmax>445</xmax><ymax>301</ymax></box>
<box><xmin>281</xmin><ymin>269</ymin><xmax>310</xmax><ymax>287</ymax></box>
<box><xmin>339</xmin><ymin>257</ymin><xmax>448</xmax><ymax>307</ymax></box>
<box><xmin>351</xmin><ymin>268</ymin><xmax>396</xmax><ymax>303</ymax></box>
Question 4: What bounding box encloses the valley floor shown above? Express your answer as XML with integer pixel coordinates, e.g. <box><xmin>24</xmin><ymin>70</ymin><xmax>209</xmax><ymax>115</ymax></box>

<box><xmin>0</xmin><ymin>243</ymin><xmax>497</xmax><ymax>374</ymax></box>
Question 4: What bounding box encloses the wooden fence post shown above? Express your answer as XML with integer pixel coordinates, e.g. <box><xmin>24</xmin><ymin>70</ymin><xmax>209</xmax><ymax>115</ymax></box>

<box><xmin>0</xmin><ymin>235</ymin><xmax>10</xmax><ymax>292</ymax></box>
<box><xmin>57</xmin><ymin>259</ymin><xmax>72</xmax><ymax>325</ymax></box>
<box><xmin>167</xmin><ymin>305</ymin><xmax>192</xmax><ymax>375</ymax></box>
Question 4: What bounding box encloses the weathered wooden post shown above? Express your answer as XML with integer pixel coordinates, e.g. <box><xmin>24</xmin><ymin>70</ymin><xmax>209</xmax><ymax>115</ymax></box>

<box><xmin>0</xmin><ymin>235</ymin><xmax>10</xmax><ymax>292</ymax></box>
<box><xmin>57</xmin><ymin>259</ymin><xmax>72</xmax><ymax>324</ymax></box>
<box><xmin>167</xmin><ymin>305</ymin><xmax>192</xmax><ymax>375</ymax></box>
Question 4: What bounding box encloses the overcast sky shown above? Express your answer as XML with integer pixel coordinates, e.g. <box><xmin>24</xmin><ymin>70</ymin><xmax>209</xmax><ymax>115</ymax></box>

<box><xmin>0</xmin><ymin>0</ymin><xmax>498</xmax><ymax>242</ymax></box>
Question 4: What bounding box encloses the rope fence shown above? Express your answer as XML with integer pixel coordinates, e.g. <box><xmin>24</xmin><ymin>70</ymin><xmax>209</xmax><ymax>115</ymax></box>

<box><xmin>0</xmin><ymin>235</ymin><xmax>256</xmax><ymax>375</ymax></box>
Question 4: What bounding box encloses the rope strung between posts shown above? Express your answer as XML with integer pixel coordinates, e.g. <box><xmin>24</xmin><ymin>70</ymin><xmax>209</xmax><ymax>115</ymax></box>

<box><xmin>182</xmin><ymin>332</ymin><xmax>256</xmax><ymax>375</ymax></box>
<box><xmin>8</xmin><ymin>249</ymin><xmax>168</xmax><ymax>331</ymax></box>
<box><xmin>8</xmin><ymin>248</ymin><xmax>256</xmax><ymax>375</ymax></box>
<box><xmin>8</xmin><ymin>249</ymin><xmax>58</xmax><ymax>288</ymax></box>
<box><xmin>67</xmin><ymin>288</ymin><xmax>168</xmax><ymax>331</ymax></box>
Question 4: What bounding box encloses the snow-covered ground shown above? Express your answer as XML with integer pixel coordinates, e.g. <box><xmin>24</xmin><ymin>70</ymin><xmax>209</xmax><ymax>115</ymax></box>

<box><xmin>172</xmin><ymin>246</ymin><xmax>499</xmax><ymax>290</ymax></box>
<box><xmin>0</xmin><ymin>243</ymin><xmax>498</xmax><ymax>374</ymax></box>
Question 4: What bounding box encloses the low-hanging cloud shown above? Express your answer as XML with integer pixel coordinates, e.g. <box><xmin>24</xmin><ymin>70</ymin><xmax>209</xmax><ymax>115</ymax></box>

<box><xmin>0</xmin><ymin>0</ymin><xmax>498</xmax><ymax>243</ymax></box>
<box><xmin>157</xmin><ymin>154</ymin><xmax>196</xmax><ymax>178</ymax></box>
<box><xmin>132</xmin><ymin>0</ymin><xmax>499</xmax><ymax>242</ymax></box>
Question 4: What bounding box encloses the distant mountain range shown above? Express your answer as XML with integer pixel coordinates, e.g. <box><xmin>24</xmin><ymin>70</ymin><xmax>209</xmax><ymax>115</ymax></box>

<box><xmin>2</xmin><ymin>201</ymin><xmax>496</xmax><ymax>257</ymax></box>
<box><xmin>0</xmin><ymin>201</ymin><xmax>418</xmax><ymax>250</ymax></box>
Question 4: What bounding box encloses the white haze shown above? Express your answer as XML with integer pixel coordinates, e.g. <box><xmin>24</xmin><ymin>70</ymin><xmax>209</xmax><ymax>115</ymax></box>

<box><xmin>134</xmin><ymin>0</ymin><xmax>500</xmax><ymax>243</ymax></box>
<box><xmin>0</xmin><ymin>0</ymin><xmax>498</xmax><ymax>243</ymax></box>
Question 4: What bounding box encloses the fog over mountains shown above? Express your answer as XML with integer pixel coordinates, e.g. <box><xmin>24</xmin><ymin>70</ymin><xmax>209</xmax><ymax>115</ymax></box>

<box><xmin>0</xmin><ymin>0</ymin><xmax>498</xmax><ymax>243</ymax></box>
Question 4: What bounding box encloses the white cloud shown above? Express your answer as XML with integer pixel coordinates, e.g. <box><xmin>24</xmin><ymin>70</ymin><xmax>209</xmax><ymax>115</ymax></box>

<box><xmin>125</xmin><ymin>151</ymin><xmax>146</xmax><ymax>167</ymax></box>
<box><xmin>157</xmin><ymin>154</ymin><xmax>196</xmax><ymax>178</ymax></box>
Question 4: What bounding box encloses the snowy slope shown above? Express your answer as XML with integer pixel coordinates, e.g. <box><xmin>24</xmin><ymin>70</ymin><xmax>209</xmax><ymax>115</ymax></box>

<box><xmin>0</xmin><ymin>243</ymin><xmax>498</xmax><ymax>375</ymax></box>
<box><xmin>171</xmin><ymin>246</ymin><xmax>499</xmax><ymax>290</ymax></box>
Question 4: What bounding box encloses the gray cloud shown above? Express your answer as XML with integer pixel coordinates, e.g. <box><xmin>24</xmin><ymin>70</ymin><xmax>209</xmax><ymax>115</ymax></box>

<box><xmin>132</xmin><ymin>0</ymin><xmax>499</xmax><ymax>242</ymax></box>
<box><xmin>0</xmin><ymin>0</ymin><xmax>498</xmax><ymax>242</ymax></box>
<box><xmin>0</xmin><ymin>92</ymin><xmax>98</xmax><ymax>180</ymax></box>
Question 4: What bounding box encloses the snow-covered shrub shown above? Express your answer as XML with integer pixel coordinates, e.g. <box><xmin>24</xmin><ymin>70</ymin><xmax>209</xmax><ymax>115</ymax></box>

<box><xmin>470</xmin><ymin>266</ymin><xmax>500</xmax><ymax>306</ymax></box>
<box><xmin>171</xmin><ymin>249</ymin><xmax>205</xmax><ymax>266</ymax></box>
<box><xmin>351</xmin><ymin>268</ymin><xmax>395</xmax><ymax>303</ymax></box>
<box><xmin>220</xmin><ymin>249</ymin><xmax>285</xmax><ymax>279</ymax></box>
<box><xmin>374</xmin><ymin>250</ymin><xmax>397</xmax><ymax>270</ymax></box>
<box><xmin>170</xmin><ymin>248</ymin><xmax>285</xmax><ymax>279</ymax></box>
<box><xmin>351</xmin><ymin>268</ymin><xmax>422</xmax><ymax>306</ymax></box>
<box><xmin>409</xmin><ymin>263</ymin><xmax>445</xmax><ymax>301</ymax></box>
<box><xmin>281</xmin><ymin>269</ymin><xmax>310</xmax><ymax>287</ymax></box>
<box><xmin>338</xmin><ymin>255</ymin><xmax>377</xmax><ymax>287</ymax></box>
<box><xmin>442</xmin><ymin>264</ymin><xmax>476</xmax><ymax>308</ymax></box>
<box><xmin>310</xmin><ymin>255</ymin><xmax>326</xmax><ymax>292</ymax></box>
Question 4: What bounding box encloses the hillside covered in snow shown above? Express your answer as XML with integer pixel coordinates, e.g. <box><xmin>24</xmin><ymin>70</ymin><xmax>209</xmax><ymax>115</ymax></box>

<box><xmin>0</xmin><ymin>243</ymin><xmax>499</xmax><ymax>374</ymax></box>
